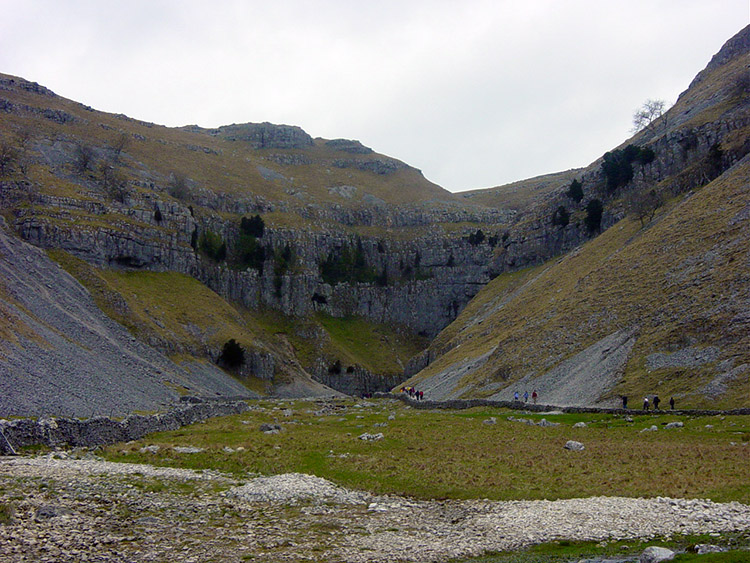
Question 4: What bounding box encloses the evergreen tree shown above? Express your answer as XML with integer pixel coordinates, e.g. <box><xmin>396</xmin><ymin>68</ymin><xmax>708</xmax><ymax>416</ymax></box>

<box><xmin>566</xmin><ymin>179</ymin><xmax>584</xmax><ymax>203</ymax></box>
<box><xmin>585</xmin><ymin>199</ymin><xmax>603</xmax><ymax>233</ymax></box>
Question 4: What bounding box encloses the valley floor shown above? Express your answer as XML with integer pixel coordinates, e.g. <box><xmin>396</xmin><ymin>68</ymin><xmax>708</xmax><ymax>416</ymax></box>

<box><xmin>1</xmin><ymin>455</ymin><xmax>749</xmax><ymax>562</ymax></box>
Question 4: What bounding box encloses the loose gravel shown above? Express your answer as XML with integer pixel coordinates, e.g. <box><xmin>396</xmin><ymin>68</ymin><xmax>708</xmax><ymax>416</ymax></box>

<box><xmin>2</xmin><ymin>455</ymin><xmax>749</xmax><ymax>562</ymax></box>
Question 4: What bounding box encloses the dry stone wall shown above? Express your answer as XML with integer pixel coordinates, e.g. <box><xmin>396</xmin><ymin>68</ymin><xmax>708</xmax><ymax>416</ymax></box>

<box><xmin>0</xmin><ymin>399</ymin><xmax>249</xmax><ymax>454</ymax></box>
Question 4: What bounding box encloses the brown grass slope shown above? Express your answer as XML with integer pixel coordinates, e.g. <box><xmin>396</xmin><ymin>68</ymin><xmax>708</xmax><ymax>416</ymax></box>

<box><xmin>0</xmin><ymin>71</ymin><xmax>468</xmax><ymax>210</ymax></box>
<box><xmin>407</xmin><ymin>155</ymin><xmax>750</xmax><ymax>409</ymax></box>
<box><xmin>460</xmin><ymin>168</ymin><xmax>583</xmax><ymax>213</ymax></box>
<box><xmin>405</xmin><ymin>27</ymin><xmax>750</xmax><ymax>408</ymax></box>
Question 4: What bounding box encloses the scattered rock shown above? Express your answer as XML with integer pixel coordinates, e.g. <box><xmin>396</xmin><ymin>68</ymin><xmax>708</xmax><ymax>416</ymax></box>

<box><xmin>664</xmin><ymin>422</ymin><xmax>684</xmax><ymax>429</ymax></box>
<box><xmin>173</xmin><ymin>446</ymin><xmax>204</xmax><ymax>454</ymax></box>
<box><xmin>136</xmin><ymin>516</ymin><xmax>162</xmax><ymax>527</ymax></box>
<box><xmin>483</xmin><ymin>417</ymin><xmax>497</xmax><ymax>425</ymax></box>
<box><xmin>693</xmin><ymin>544</ymin><xmax>724</xmax><ymax>554</ymax></box>
<box><xmin>3</xmin><ymin>456</ymin><xmax>750</xmax><ymax>562</ymax></box>
<box><xmin>564</xmin><ymin>440</ymin><xmax>585</xmax><ymax>451</ymax></box>
<box><xmin>508</xmin><ymin>416</ymin><xmax>535</xmax><ymax>425</ymax></box>
<box><xmin>640</xmin><ymin>546</ymin><xmax>675</xmax><ymax>563</ymax></box>
<box><xmin>640</xmin><ymin>425</ymin><xmax>659</xmax><ymax>433</ymax></box>
<box><xmin>537</xmin><ymin>418</ymin><xmax>560</xmax><ymax>427</ymax></box>
<box><xmin>260</xmin><ymin>423</ymin><xmax>283</xmax><ymax>434</ymax></box>
<box><xmin>140</xmin><ymin>445</ymin><xmax>160</xmax><ymax>454</ymax></box>
<box><xmin>573</xmin><ymin>422</ymin><xmax>587</xmax><ymax>428</ymax></box>
<box><xmin>34</xmin><ymin>505</ymin><xmax>71</xmax><ymax>522</ymax></box>
<box><xmin>228</xmin><ymin>473</ymin><xmax>369</xmax><ymax>504</ymax></box>
<box><xmin>358</xmin><ymin>432</ymin><xmax>384</xmax><ymax>442</ymax></box>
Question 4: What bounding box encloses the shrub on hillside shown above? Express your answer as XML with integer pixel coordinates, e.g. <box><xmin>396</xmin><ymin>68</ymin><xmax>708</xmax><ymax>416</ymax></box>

<box><xmin>235</xmin><ymin>231</ymin><xmax>266</xmax><ymax>271</ymax></box>
<box><xmin>320</xmin><ymin>239</ymin><xmax>375</xmax><ymax>285</ymax></box>
<box><xmin>218</xmin><ymin>338</ymin><xmax>245</xmax><ymax>369</ymax></box>
<box><xmin>467</xmin><ymin>229</ymin><xmax>485</xmax><ymax>246</ymax></box>
<box><xmin>73</xmin><ymin>142</ymin><xmax>95</xmax><ymax>174</ymax></box>
<box><xmin>168</xmin><ymin>172</ymin><xmax>190</xmax><ymax>201</ymax></box>
<box><xmin>566</xmin><ymin>179</ymin><xmax>584</xmax><ymax>203</ymax></box>
<box><xmin>551</xmin><ymin>205</ymin><xmax>570</xmax><ymax>227</ymax></box>
<box><xmin>199</xmin><ymin>229</ymin><xmax>227</xmax><ymax>262</ymax></box>
<box><xmin>585</xmin><ymin>199</ymin><xmax>603</xmax><ymax>233</ymax></box>
<box><xmin>627</xmin><ymin>189</ymin><xmax>663</xmax><ymax>227</ymax></box>
<box><xmin>0</xmin><ymin>139</ymin><xmax>19</xmax><ymax>177</ymax></box>
<box><xmin>240</xmin><ymin>214</ymin><xmax>265</xmax><ymax>238</ymax></box>
<box><xmin>601</xmin><ymin>145</ymin><xmax>655</xmax><ymax>192</ymax></box>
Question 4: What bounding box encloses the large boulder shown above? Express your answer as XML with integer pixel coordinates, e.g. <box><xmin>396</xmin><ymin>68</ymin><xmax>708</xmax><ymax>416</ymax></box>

<box><xmin>564</xmin><ymin>440</ymin><xmax>585</xmax><ymax>451</ymax></box>
<box><xmin>640</xmin><ymin>546</ymin><xmax>675</xmax><ymax>563</ymax></box>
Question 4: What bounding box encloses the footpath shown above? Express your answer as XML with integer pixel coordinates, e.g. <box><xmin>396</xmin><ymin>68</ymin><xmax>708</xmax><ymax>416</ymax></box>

<box><xmin>378</xmin><ymin>392</ymin><xmax>750</xmax><ymax>416</ymax></box>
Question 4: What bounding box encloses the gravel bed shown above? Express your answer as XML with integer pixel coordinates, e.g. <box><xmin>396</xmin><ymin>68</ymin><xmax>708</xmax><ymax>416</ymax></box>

<box><xmin>1</xmin><ymin>455</ymin><xmax>749</xmax><ymax>562</ymax></box>
<box><xmin>228</xmin><ymin>472</ymin><xmax>371</xmax><ymax>505</ymax></box>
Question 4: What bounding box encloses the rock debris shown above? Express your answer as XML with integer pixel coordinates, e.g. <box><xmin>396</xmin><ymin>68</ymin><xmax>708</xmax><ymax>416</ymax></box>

<box><xmin>1</xmin><ymin>455</ymin><xmax>749</xmax><ymax>562</ymax></box>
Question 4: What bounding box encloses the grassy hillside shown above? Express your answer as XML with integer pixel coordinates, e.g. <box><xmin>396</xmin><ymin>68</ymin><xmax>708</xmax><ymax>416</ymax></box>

<box><xmin>409</xmin><ymin>157</ymin><xmax>750</xmax><ymax>408</ymax></box>
<box><xmin>48</xmin><ymin>250</ymin><xmax>423</xmax><ymax>390</ymax></box>
<box><xmin>0</xmin><ymin>72</ymin><xmax>463</xmax><ymax>210</ymax></box>
<box><xmin>460</xmin><ymin>168</ymin><xmax>582</xmax><ymax>212</ymax></box>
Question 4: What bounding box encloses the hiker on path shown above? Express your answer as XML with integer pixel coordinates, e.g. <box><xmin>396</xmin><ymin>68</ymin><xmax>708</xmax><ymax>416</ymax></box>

<box><xmin>653</xmin><ymin>395</ymin><xmax>661</xmax><ymax>410</ymax></box>
<box><xmin>622</xmin><ymin>395</ymin><xmax>628</xmax><ymax>409</ymax></box>
<box><xmin>514</xmin><ymin>391</ymin><xmax>519</xmax><ymax>402</ymax></box>
<box><xmin>532</xmin><ymin>390</ymin><xmax>538</xmax><ymax>404</ymax></box>
<box><xmin>670</xmin><ymin>396</ymin><xmax>675</xmax><ymax>409</ymax></box>
<box><xmin>643</xmin><ymin>397</ymin><xmax>649</xmax><ymax>410</ymax></box>
<box><xmin>523</xmin><ymin>391</ymin><xmax>529</xmax><ymax>403</ymax></box>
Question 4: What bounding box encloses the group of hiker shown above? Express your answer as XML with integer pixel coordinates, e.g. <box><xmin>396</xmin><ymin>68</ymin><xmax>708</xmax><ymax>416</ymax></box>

<box><xmin>622</xmin><ymin>395</ymin><xmax>675</xmax><ymax>410</ymax></box>
<box><xmin>400</xmin><ymin>386</ymin><xmax>424</xmax><ymax>400</ymax></box>
<box><xmin>514</xmin><ymin>390</ymin><xmax>538</xmax><ymax>404</ymax></box>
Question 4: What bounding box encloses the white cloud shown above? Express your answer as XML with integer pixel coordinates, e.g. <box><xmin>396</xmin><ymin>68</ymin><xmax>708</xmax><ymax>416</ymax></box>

<box><xmin>0</xmin><ymin>0</ymin><xmax>746</xmax><ymax>191</ymax></box>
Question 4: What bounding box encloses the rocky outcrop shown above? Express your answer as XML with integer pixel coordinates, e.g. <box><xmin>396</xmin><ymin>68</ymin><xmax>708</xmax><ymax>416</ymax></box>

<box><xmin>324</xmin><ymin>139</ymin><xmax>373</xmax><ymax>154</ymax></box>
<box><xmin>216</xmin><ymin>122</ymin><xmax>314</xmax><ymax>149</ymax></box>
<box><xmin>312</xmin><ymin>364</ymin><xmax>402</xmax><ymax>397</ymax></box>
<box><xmin>333</xmin><ymin>157</ymin><xmax>408</xmax><ymax>175</ymax></box>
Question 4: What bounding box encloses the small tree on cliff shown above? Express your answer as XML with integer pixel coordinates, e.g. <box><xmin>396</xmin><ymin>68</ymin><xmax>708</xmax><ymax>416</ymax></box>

<box><xmin>627</xmin><ymin>189</ymin><xmax>662</xmax><ymax>227</ymax></box>
<box><xmin>632</xmin><ymin>99</ymin><xmax>667</xmax><ymax>134</ymax></box>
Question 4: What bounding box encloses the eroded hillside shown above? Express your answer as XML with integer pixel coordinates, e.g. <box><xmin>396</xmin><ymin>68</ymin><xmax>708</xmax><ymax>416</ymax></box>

<box><xmin>404</xmin><ymin>26</ymin><xmax>750</xmax><ymax>408</ymax></box>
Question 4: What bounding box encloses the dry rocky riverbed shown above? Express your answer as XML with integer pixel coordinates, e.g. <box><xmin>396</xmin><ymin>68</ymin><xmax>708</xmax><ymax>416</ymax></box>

<box><xmin>1</xmin><ymin>454</ymin><xmax>749</xmax><ymax>562</ymax></box>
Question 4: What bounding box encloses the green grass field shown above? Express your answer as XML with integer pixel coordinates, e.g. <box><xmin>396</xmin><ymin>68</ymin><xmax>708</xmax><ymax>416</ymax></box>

<box><xmin>101</xmin><ymin>399</ymin><xmax>750</xmax><ymax>504</ymax></box>
<box><xmin>450</xmin><ymin>534</ymin><xmax>750</xmax><ymax>562</ymax></box>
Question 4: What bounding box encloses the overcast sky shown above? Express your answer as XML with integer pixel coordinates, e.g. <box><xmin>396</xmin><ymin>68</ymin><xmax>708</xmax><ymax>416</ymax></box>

<box><xmin>1</xmin><ymin>1</ymin><xmax>746</xmax><ymax>192</ymax></box>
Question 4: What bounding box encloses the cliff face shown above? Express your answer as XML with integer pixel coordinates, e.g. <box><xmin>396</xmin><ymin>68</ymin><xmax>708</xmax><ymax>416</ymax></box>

<box><xmin>6</xmin><ymin>184</ymin><xmax>508</xmax><ymax>337</ymax></box>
